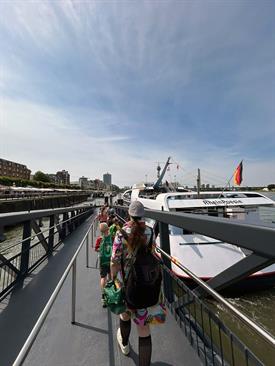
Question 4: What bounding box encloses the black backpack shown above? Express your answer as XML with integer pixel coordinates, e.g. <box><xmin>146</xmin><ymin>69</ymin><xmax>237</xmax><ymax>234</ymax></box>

<box><xmin>124</xmin><ymin>232</ymin><xmax>162</xmax><ymax>309</ymax></box>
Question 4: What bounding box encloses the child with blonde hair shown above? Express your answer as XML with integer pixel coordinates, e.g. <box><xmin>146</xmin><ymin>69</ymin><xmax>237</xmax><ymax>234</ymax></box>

<box><xmin>95</xmin><ymin>222</ymin><xmax>113</xmax><ymax>307</ymax></box>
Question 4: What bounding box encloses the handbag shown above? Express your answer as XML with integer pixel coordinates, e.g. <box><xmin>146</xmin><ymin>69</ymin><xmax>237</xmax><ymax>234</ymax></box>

<box><xmin>103</xmin><ymin>280</ymin><xmax>126</xmax><ymax>314</ymax></box>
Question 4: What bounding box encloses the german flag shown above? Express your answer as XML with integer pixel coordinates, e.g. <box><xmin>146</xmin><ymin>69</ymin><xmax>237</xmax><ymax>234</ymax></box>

<box><xmin>233</xmin><ymin>161</ymin><xmax>243</xmax><ymax>186</ymax></box>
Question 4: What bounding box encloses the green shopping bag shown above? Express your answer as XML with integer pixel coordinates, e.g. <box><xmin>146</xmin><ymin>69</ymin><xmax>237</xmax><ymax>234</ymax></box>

<box><xmin>104</xmin><ymin>281</ymin><xmax>126</xmax><ymax>314</ymax></box>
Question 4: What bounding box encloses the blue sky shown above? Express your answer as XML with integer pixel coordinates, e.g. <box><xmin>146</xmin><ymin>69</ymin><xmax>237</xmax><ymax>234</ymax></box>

<box><xmin>0</xmin><ymin>0</ymin><xmax>274</xmax><ymax>187</ymax></box>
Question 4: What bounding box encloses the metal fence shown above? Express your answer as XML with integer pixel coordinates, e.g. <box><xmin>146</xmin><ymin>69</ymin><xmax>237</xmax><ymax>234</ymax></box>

<box><xmin>0</xmin><ymin>191</ymin><xmax>90</xmax><ymax>201</ymax></box>
<box><xmin>162</xmin><ymin>260</ymin><xmax>271</xmax><ymax>366</ymax></box>
<box><xmin>0</xmin><ymin>206</ymin><xmax>94</xmax><ymax>299</ymax></box>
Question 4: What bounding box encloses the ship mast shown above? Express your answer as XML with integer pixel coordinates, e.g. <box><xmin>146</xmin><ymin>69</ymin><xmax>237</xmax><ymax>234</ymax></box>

<box><xmin>197</xmin><ymin>168</ymin><xmax>201</xmax><ymax>198</ymax></box>
<box><xmin>157</xmin><ymin>163</ymin><xmax>161</xmax><ymax>179</ymax></box>
<box><xmin>153</xmin><ymin>157</ymin><xmax>171</xmax><ymax>190</ymax></box>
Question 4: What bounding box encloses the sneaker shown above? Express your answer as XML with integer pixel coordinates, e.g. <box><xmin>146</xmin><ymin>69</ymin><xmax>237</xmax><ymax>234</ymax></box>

<box><xmin>117</xmin><ymin>328</ymin><xmax>130</xmax><ymax>355</ymax></box>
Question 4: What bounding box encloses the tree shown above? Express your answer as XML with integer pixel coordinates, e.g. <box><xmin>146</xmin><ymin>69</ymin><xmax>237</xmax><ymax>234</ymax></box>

<box><xmin>111</xmin><ymin>184</ymin><xmax>120</xmax><ymax>193</ymax></box>
<box><xmin>33</xmin><ymin>171</ymin><xmax>51</xmax><ymax>183</ymax></box>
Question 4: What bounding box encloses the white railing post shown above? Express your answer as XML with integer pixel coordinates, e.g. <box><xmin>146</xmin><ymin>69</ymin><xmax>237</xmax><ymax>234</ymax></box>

<box><xmin>86</xmin><ymin>236</ymin><xmax>89</xmax><ymax>268</ymax></box>
<box><xmin>71</xmin><ymin>259</ymin><xmax>77</xmax><ymax>324</ymax></box>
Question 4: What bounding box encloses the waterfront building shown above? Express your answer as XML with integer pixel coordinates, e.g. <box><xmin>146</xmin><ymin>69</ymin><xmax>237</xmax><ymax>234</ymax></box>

<box><xmin>94</xmin><ymin>179</ymin><xmax>105</xmax><ymax>190</ymax></box>
<box><xmin>79</xmin><ymin>176</ymin><xmax>88</xmax><ymax>189</ymax></box>
<box><xmin>89</xmin><ymin>179</ymin><xmax>100</xmax><ymax>189</ymax></box>
<box><xmin>56</xmin><ymin>170</ymin><xmax>70</xmax><ymax>185</ymax></box>
<box><xmin>0</xmin><ymin>158</ymin><xmax>31</xmax><ymax>180</ymax></box>
<box><xmin>47</xmin><ymin>174</ymin><xmax>58</xmax><ymax>184</ymax></box>
<box><xmin>103</xmin><ymin>172</ymin><xmax>111</xmax><ymax>186</ymax></box>
<box><xmin>78</xmin><ymin>178</ymin><xmax>107</xmax><ymax>190</ymax></box>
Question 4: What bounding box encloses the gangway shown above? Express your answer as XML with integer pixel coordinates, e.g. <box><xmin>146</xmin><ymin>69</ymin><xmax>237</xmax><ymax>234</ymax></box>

<box><xmin>23</xmin><ymin>221</ymin><xmax>199</xmax><ymax>366</ymax></box>
<box><xmin>0</xmin><ymin>208</ymin><xmax>200</xmax><ymax>366</ymax></box>
<box><xmin>0</xmin><ymin>205</ymin><xmax>274</xmax><ymax>365</ymax></box>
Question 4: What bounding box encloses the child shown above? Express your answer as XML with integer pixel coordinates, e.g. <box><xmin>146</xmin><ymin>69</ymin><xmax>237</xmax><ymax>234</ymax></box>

<box><xmin>109</xmin><ymin>217</ymin><xmax>121</xmax><ymax>240</ymax></box>
<box><xmin>97</xmin><ymin>206</ymin><xmax>108</xmax><ymax>223</ymax></box>
<box><xmin>95</xmin><ymin>222</ymin><xmax>113</xmax><ymax>307</ymax></box>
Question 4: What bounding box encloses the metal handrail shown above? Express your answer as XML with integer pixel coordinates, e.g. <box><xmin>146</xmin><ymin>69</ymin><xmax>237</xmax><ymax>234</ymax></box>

<box><xmin>0</xmin><ymin>208</ymin><xmax>92</xmax><ymax>254</ymax></box>
<box><xmin>0</xmin><ymin>192</ymin><xmax>88</xmax><ymax>201</ymax></box>
<box><xmin>12</xmin><ymin>215</ymin><xmax>97</xmax><ymax>366</ymax></box>
<box><xmin>156</xmin><ymin>245</ymin><xmax>275</xmax><ymax>347</ymax></box>
<box><xmin>144</xmin><ymin>208</ymin><xmax>275</xmax><ymax>259</ymax></box>
<box><xmin>0</xmin><ymin>204</ymin><xmax>95</xmax><ymax>227</ymax></box>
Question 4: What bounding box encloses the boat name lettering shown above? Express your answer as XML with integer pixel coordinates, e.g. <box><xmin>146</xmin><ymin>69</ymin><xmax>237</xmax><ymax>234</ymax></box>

<box><xmin>203</xmin><ymin>199</ymin><xmax>243</xmax><ymax>205</ymax></box>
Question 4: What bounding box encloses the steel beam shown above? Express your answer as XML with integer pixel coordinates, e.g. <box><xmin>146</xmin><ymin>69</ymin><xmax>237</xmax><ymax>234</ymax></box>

<box><xmin>159</xmin><ymin>222</ymin><xmax>171</xmax><ymax>267</ymax></box>
<box><xmin>159</xmin><ymin>222</ymin><xmax>174</xmax><ymax>303</ymax></box>
<box><xmin>0</xmin><ymin>254</ymin><xmax>19</xmax><ymax>275</ymax></box>
<box><xmin>145</xmin><ymin>209</ymin><xmax>275</xmax><ymax>259</ymax></box>
<box><xmin>63</xmin><ymin>212</ymin><xmax>69</xmax><ymax>237</ymax></box>
<box><xmin>54</xmin><ymin>215</ymin><xmax>62</xmax><ymax>240</ymax></box>
<box><xmin>31</xmin><ymin>220</ymin><xmax>48</xmax><ymax>252</ymax></box>
<box><xmin>61</xmin><ymin>213</ymin><xmax>67</xmax><ymax>240</ymax></box>
<box><xmin>195</xmin><ymin>253</ymin><xmax>275</xmax><ymax>295</ymax></box>
<box><xmin>48</xmin><ymin>215</ymin><xmax>55</xmax><ymax>253</ymax></box>
<box><xmin>70</xmin><ymin>211</ymin><xmax>76</xmax><ymax>232</ymax></box>
<box><xmin>19</xmin><ymin>221</ymin><xmax>32</xmax><ymax>276</ymax></box>
<box><xmin>0</xmin><ymin>206</ymin><xmax>94</xmax><ymax>227</ymax></box>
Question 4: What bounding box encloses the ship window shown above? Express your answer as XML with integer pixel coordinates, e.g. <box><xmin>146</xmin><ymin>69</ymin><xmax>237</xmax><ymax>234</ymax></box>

<box><xmin>243</xmin><ymin>193</ymin><xmax>263</xmax><ymax>198</ymax></box>
<box><xmin>138</xmin><ymin>190</ymin><xmax>157</xmax><ymax>199</ymax></box>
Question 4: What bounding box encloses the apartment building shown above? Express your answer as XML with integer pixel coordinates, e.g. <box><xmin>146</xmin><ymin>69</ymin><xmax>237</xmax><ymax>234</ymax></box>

<box><xmin>0</xmin><ymin>158</ymin><xmax>31</xmax><ymax>180</ymax></box>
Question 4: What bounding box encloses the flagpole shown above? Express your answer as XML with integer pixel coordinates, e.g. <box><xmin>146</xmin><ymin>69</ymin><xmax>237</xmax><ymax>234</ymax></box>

<box><xmin>218</xmin><ymin>173</ymin><xmax>235</xmax><ymax>198</ymax></box>
<box><xmin>218</xmin><ymin>160</ymin><xmax>243</xmax><ymax>198</ymax></box>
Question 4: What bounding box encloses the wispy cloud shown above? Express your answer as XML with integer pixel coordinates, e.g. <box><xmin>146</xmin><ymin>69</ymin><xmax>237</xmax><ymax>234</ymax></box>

<box><xmin>0</xmin><ymin>0</ymin><xmax>274</xmax><ymax>186</ymax></box>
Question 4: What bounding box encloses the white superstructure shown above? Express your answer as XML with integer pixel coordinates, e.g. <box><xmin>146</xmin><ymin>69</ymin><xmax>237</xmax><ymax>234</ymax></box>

<box><xmin>123</xmin><ymin>186</ymin><xmax>275</xmax><ymax>289</ymax></box>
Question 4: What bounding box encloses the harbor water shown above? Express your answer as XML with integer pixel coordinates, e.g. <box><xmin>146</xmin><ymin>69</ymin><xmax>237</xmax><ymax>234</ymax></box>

<box><xmin>224</xmin><ymin>192</ymin><xmax>275</xmax><ymax>336</ymax></box>
<box><xmin>205</xmin><ymin>191</ymin><xmax>275</xmax><ymax>365</ymax></box>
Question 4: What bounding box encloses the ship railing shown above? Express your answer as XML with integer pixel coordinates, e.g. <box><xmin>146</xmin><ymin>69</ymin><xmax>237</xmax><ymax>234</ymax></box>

<box><xmin>0</xmin><ymin>205</ymin><xmax>95</xmax><ymax>300</ymax></box>
<box><xmin>115</xmin><ymin>207</ymin><xmax>275</xmax><ymax>366</ymax></box>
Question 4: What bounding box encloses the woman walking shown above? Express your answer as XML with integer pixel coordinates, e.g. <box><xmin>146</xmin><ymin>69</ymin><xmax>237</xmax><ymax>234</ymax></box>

<box><xmin>111</xmin><ymin>201</ymin><xmax>166</xmax><ymax>366</ymax></box>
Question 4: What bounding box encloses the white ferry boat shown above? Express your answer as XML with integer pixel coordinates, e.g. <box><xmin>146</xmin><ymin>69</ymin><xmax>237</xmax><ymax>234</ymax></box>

<box><xmin>122</xmin><ymin>177</ymin><xmax>275</xmax><ymax>292</ymax></box>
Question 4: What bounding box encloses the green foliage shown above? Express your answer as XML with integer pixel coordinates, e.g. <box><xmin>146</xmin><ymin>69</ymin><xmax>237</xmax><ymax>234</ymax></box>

<box><xmin>0</xmin><ymin>176</ymin><xmax>80</xmax><ymax>190</ymax></box>
<box><xmin>110</xmin><ymin>184</ymin><xmax>120</xmax><ymax>192</ymax></box>
<box><xmin>267</xmin><ymin>184</ymin><xmax>275</xmax><ymax>191</ymax></box>
<box><xmin>33</xmin><ymin>171</ymin><xmax>51</xmax><ymax>183</ymax></box>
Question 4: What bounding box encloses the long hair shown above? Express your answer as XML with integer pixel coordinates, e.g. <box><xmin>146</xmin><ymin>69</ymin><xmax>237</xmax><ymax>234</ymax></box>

<box><xmin>127</xmin><ymin>218</ymin><xmax>147</xmax><ymax>253</ymax></box>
